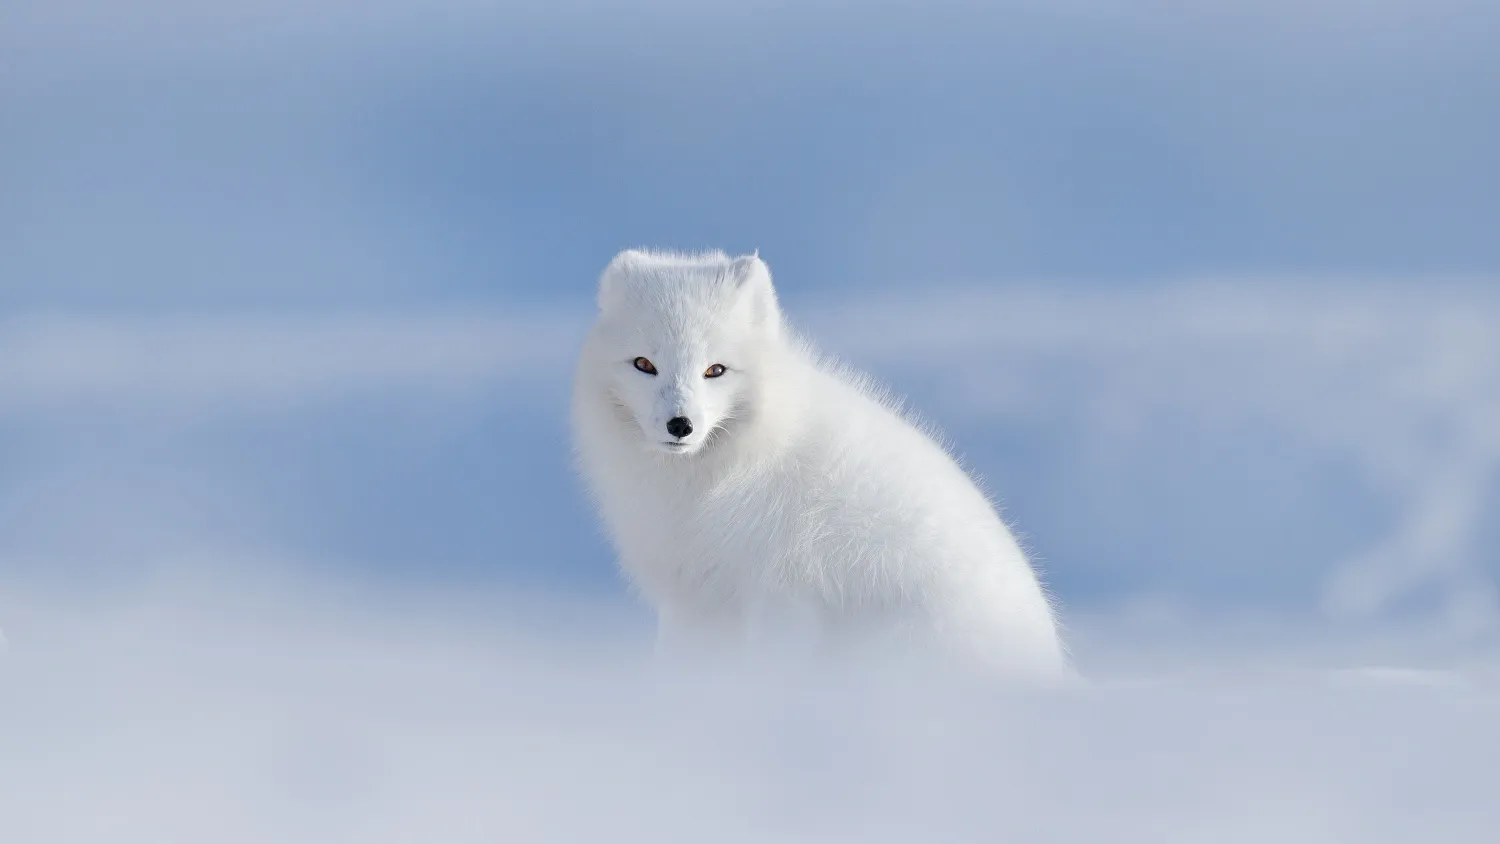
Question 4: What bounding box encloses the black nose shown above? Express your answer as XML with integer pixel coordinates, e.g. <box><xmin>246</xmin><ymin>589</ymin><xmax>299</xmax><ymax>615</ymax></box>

<box><xmin>666</xmin><ymin>416</ymin><xmax>693</xmax><ymax>439</ymax></box>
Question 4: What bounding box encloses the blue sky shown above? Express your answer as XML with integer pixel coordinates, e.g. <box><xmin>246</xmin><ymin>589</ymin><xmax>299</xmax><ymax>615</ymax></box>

<box><xmin>6</xmin><ymin>0</ymin><xmax>1499</xmax><ymax>307</ymax></box>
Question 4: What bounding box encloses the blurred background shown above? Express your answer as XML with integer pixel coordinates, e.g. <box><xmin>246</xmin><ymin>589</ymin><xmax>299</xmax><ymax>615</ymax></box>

<box><xmin>6</xmin><ymin>0</ymin><xmax>1498</xmax><ymax>641</ymax></box>
<box><xmin>3</xmin><ymin>2</ymin><xmax>1500</xmax><ymax>840</ymax></box>
<box><xmin>4</xmin><ymin>0</ymin><xmax>1499</xmax><ymax>642</ymax></box>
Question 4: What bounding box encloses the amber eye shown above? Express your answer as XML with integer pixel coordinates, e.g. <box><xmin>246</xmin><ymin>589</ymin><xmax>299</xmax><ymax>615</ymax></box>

<box><xmin>704</xmin><ymin>363</ymin><xmax>726</xmax><ymax>378</ymax></box>
<box><xmin>633</xmin><ymin>357</ymin><xmax>657</xmax><ymax>375</ymax></box>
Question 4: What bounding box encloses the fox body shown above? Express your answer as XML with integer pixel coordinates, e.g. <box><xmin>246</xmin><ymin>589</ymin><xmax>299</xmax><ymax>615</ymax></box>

<box><xmin>571</xmin><ymin>249</ymin><xmax>1070</xmax><ymax>680</ymax></box>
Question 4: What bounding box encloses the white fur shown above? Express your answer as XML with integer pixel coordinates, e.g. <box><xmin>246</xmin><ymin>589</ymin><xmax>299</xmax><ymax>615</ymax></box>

<box><xmin>572</xmin><ymin>249</ymin><xmax>1072</xmax><ymax>682</ymax></box>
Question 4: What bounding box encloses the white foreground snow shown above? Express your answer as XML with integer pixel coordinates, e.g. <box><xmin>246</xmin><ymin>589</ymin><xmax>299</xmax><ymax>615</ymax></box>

<box><xmin>2</xmin><ymin>567</ymin><xmax>1496</xmax><ymax>844</ymax></box>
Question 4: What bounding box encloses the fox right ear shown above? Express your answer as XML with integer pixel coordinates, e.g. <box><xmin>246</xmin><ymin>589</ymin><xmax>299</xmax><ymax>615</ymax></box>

<box><xmin>598</xmin><ymin>249</ymin><xmax>646</xmax><ymax>312</ymax></box>
<box><xmin>728</xmin><ymin>252</ymin><xmax>781</xmax><ymax>331</ymax></box>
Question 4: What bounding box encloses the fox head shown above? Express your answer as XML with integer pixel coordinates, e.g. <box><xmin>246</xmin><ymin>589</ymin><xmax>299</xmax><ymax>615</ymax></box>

<box><xmin>584</xmin><ymin>249</ymin><xmax>783</xmax><ymax>457</ymax></box>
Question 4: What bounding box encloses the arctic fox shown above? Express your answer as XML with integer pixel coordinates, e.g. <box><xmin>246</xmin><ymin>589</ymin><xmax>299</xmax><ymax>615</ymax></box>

<box><xmin>571</xmin><ymin>249</ymin><xmax>1071</xmax><ymax>681</ymax></box>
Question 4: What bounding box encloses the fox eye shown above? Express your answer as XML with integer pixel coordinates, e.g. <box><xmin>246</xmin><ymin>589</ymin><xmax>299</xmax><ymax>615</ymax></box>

<box><xmin>704</xmin><ymin>364</ymin><xmax>726</xmax><ymax>378</ymax></box>
<box><xmin>633</xmin><ymin>357</ymin><xmax>658</xmax><ymax>375</ymax></box>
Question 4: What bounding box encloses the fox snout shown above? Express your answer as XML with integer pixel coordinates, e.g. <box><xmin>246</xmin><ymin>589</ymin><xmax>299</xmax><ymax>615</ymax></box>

<box><xmin>665</xmin><ymin>416</ymin><xmax>694</xmax><ymax>439</ymax></box>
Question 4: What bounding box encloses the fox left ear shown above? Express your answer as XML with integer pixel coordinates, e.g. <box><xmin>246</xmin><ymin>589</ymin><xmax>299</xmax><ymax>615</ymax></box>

<box><xmin>597</xmin><ymin>248</ymin><xmax>647</xmax><ymax>312</ymax></box>
<box><xmin>729</xmin><ymin>252</ymin><xmax>781</xmax><ymax>330</ymax></box>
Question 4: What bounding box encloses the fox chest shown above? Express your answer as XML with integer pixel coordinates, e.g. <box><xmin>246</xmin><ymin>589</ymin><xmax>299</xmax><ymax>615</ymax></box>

<box><xmin>639</xmin><ymin>480</ymin><xmax>878</xmax><ymax>612</ymax></box>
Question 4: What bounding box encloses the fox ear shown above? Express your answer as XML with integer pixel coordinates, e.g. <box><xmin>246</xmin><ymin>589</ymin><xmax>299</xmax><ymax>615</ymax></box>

<box><xmin>598</xmin><ymin>249</ymin><xmax>646</xmax><ymax>312</ymax></box>
<box><xmin>729</xmin><ymin>252</ymin><xmax>781</xmax><ymax>330</ymax></box>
